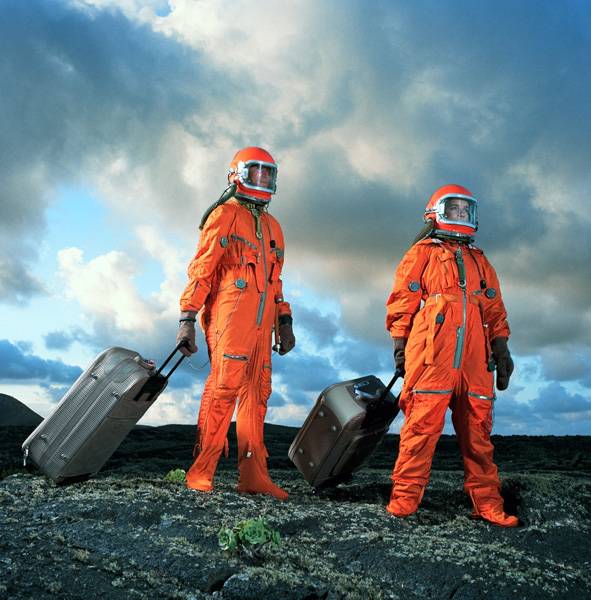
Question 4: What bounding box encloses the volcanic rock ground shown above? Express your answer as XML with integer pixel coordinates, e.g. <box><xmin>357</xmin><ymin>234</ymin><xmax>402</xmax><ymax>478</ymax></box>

<box><xmin>1</xmin><ymin>424</ymin><xmax>590</xmax><ymax>599</ymax></box>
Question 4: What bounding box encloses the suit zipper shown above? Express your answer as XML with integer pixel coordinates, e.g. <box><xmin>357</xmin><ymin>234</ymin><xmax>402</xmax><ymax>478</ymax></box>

<box><xmin>256</xmin><ymin>214</ymin><xmax>268</xmax><ymax>326</ymax></box>
<box><xmin>453</xmin><ymin>246</ymin><xmax>467</xmax><ymax>369</ymax></box>
<box><xmin>222</xmin><ymin>354</ymin><xmax>248</xmax><ymax>361</ymax></box>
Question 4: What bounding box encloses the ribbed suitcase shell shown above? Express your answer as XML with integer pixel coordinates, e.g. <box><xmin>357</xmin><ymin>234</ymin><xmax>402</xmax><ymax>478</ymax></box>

<box><xmin>22</xmin><ymin>347</ymin><xmax>166</xmax><ymax>483</ymax></box>
<box><xmin>289</xmin><ymin>375</ymin><xmax>399</xmax><ymax>488</ymax></box>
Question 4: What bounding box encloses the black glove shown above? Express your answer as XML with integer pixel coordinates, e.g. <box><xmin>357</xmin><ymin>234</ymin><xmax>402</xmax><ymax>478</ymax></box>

<box><xmin>393</xmin><ymin>337</ymin><xmax>407</xmax><ymax>376</ymax></box>
<box><xmin>278</xmin><ymin>315</ymin><xmax>295</xmax><ymax>355</ymax></box>
<box><xmin>177</xmin><ymin>311</ymin><xmax>198</xmax><ymax>357</ymax></box>
<box><xmin>490</xmin><ymin>337</ymin><xmax>514</xmax><ymax>391</ymax></box>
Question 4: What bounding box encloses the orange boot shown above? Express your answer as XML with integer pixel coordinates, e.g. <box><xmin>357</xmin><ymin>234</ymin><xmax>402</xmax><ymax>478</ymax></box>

<box><xmin>237</xmin><ymin>448</ymin><xmax>288</xmax><ymax>500</ymax></box>
<box><xmin>469</xmin><ymin>487</ymin><xmax>519</xmax><ymax>527</ymax></box>
<box><xmin>185</xmin><ymin>444</ymin><xmax>221</xmax><ymax>492</ymax></box>
<box><xmin>386</xmin><ymin>482</ymin><xmax>424</xmax><ymax>517</ymax></box>
<box><xmin>185</xmin><ymin>406</ymin><xmax>234</xmax><ymax>492</ymax></box>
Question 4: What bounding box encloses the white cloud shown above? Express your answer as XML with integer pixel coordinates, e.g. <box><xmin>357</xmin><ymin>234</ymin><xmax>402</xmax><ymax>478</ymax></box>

<box><xmin>91</xmin><ymin>124</ymin><xmax>232</xmax><ymax>238</ymax></box>
<box><xmin>134</xmin><ymin>224</ymin><xmax>187</xmax><ymax>316</ymax></box>
<box><xmin>510</xmin><ymin>159</ymin><xmax>591</xmax><ymax>224</ymax></box>
<box><xmin>0</xmin><ymin>383</ymin><xmax>59</xmax><ymax>419</ymax></box>
<box><xmin>3</xmin><ymin>0</ymin><xmax>591</xmax><ymax>434</ymax></box>
<box><xmin>139</xmin><ymin>386</ymin><xmax>201</xmax><ymax>426</ymax></box>
<box><xmin>57</xmin><ymin>247</ymin><xmax>157</xmax><ymax>332</ymax></box>
<box><xmin>267</xmin><ymin>402</ymin><xmax>311</xmax><ymax>427</ymax></box>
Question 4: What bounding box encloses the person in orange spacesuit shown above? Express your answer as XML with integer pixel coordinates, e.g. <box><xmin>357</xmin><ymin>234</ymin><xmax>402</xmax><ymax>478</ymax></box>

<box><xmin>385</xmin><ymin>184</ymin><xmax>518</xmax><ymax>527</ymax></box>
<box><xmin>176</xmin><ymin>147</ymin><xmax>295</xmax><ymax>500</ymax></box>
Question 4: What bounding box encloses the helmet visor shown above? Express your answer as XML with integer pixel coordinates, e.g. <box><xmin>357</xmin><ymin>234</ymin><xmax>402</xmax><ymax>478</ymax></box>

<box><xmin>241</xmin><ymin>161</ymin><xmax>277</xmax><ymax>194</ymax></box>
<box><xmin>438</xmin><ymin>195</ymin><xmax>478</xmax><ymax>230</ymax></box>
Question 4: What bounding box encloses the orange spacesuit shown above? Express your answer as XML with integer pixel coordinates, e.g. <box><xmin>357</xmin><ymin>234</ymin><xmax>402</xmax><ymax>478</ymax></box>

<box><xmin>176</xmin><ymin>147</ymin><xmax>295</xmax><ymax>500</ymax></box>
<box><xmin>385</xmin><ymin>184</ymin><xmax>517</xmax><ymax>526</ymax></box>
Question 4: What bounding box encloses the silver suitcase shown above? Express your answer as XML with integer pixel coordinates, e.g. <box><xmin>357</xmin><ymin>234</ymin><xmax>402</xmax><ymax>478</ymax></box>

<box><xmin>22</xmin><ymin>345</ymin><xmax>184</xmax><ymax>484</ymax></box>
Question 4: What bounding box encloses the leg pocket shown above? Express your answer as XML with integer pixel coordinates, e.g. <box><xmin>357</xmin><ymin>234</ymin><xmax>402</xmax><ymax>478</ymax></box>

<box><xmin>219</xmin><ymin>353</ymin><xmax>249</xmax><ymax>391</ymax></box>
<box><xmin>467</xmin><ymin>391</ymin><xmax>495</xmax><ymax>435</ymax></box>
<box><xmin>407</xmin><ymin>390</ymin><xmax>451</xmax><ymax>436</ymax></box>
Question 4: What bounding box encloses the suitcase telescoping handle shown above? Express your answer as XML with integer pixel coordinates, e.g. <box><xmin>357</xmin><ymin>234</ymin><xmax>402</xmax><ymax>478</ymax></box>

<box><xmin>379</xmin><ymin>368</ymin><xmax>404</xmax><ymax>404</ymax></box>
<box><xmin>352</xmin><ymin>369</ymin><xmax>403</xmax><ymax>403</ymax></box>
<box><xmin>155</xmin><ymin>342</ymin><xmax>187</xmax><ymax>380</ymax></box>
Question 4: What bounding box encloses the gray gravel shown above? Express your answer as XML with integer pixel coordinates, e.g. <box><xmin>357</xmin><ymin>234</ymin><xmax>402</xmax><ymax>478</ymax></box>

<box><xmin>1</xmin><ymin>466</ymin><xmax>590</xmax><ymax>600</ymax></box>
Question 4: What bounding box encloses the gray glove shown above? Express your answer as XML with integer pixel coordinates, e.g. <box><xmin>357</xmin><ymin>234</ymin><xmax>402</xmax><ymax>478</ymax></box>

<box><xmin>177</xmin><ymin>311</ymin><xmax>197</xmax><ymax>357</ymax></box>
<box><xmin>393</xmin><ymin>337</ymin><xmax>407</xmax><ymax>376</ymax></box>
<box><xmin>490</xmin><ymin>337</ymin><xmax>514</xmax><ymax>391</ymax></box>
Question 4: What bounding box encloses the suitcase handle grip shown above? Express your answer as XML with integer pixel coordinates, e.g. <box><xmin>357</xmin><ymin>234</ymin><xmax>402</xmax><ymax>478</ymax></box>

<box><xmin>354</xmin><ymin>389</ymin><xmax>381</xmax><ymax>401</ymax></box>
<box><xmin>155</xmin><ymin>342</ymin><xmax>187</xmax><ymax>380</ymax></box>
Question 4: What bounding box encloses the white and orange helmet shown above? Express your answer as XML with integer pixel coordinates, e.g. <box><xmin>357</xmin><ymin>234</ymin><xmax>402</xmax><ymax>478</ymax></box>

<box><xmin>424</xmin><ymin>184</ymin><xmax>478</xmax><ymax>240</ymax></box>
<box><xmin>228</xmin><ymin>146</ymin><xmax>277</xmax><ymax>203</ymax></box>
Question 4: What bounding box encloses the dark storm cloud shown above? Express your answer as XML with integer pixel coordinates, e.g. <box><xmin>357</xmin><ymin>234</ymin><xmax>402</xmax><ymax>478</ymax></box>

<box><xmin>44</xmin><ymin>329</ymin><xmax>94</xmax><ymax>351</ymax></box>
<box><xmin>0</xmin><ymin>0</ymin><xmax>208</xmax><ymax>304</ymax></box>
<box><xmin>2</xmin><ymin>0</ymin><xmax>590</xmax><ymax>430</ymax></box>
<box><xmin>292</xmin><ymin>304</ymin><xmax>340</xmax><ymax>349</ymax></box>
<box><xmin>268</xmin><ymin>392</ymin><xmax>286</xmax><ymax>408</ymax></box>
<box><xmin>50</xmin><ymin>319</ymin><xmax>204</xmax><ymax>391</ymax></box>
<box><xmin>0</xmin><ymin>339</ymin><xmax>82</xmax><ymax>383</ymax></box>
<box><xmin>40</xmin><ymin>383</ymin><xmax>72</xmax><ymax>404</ymax></box>
<box><xmin>273</xmin><ymin>350</ymin><xmax>340</xmax><ymax>396</ymax></box>
<box><xmin>532</xmin><ymin>383</ymin><xmax>591</xmax><ymax>416</ymax></box>
<box><xmin>270</xmin><ymin>388</ymin><xmax>314</xmax><ymax>409</ymax></box>
<box><xmin>287</xmin><ymin>300</ymin><xmax>389</xmax><ymax>372</ymax></box>
<box><xmin>333</xmin><ymin>337</ymin><xmax>391</xmax><ymax>377</ymax></box>
<box><xmin>269</xmin><ymin>0</ymin><xmax>591</xmax><ymax>386</ymax></box>
<box><xmin>487</xmin><ymin>382</ymin><xmax>591</xmax><ymax>435</ymax></box>
<box><xmin>539</xmin><ymin>345</ymin><xmax>591</xmax><ymax>385</ymax></box>
<box><xmin>0</xmin><ymin>257</ymin><xmax>45</xmax><ymax>304</ymax></box>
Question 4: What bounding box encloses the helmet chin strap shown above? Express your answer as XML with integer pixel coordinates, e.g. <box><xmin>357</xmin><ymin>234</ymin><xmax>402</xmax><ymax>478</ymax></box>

<box><xmin>235</xmin><ymin>193</ymin><xmax>270</xmax><ymax>207</ymax></box>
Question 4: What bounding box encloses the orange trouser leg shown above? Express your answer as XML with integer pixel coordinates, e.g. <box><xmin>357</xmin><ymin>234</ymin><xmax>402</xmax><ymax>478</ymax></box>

<box><xmin>189</xmin><ymin>320</ymin><xmax>217</xmax><ymax>457</ymax></box>
<box><xmin>451</xmin><ymin>387</ymin><xmax>518</xmax><ymax>527</ymax></box>
<box><xmin>186</xmin><ymin>327</ymin><xmax>248</xmax><ymax>491</ymax></box>
<box><xmin>388</xmin><ymin>391</ymin><xmax>449</xmax><ymax>515</ymax></box>
<box><xmin>451</xmin><ymin>388</ymin><xmax>500</xmax><ymax>492</ymax></box>
<box><xmin>185</xmin><ymin>391</ymin><xmax>236</xmax><ymax>491</ymax></box>
<box><xmin>235</xmin><ymin>331</ymin><xmax>287</xmax><ymax>500</ymax></box>
<box><xmin>193</xmin><ymin>362</ymin><xmax>216</xmax><ymax>457</ymax></box>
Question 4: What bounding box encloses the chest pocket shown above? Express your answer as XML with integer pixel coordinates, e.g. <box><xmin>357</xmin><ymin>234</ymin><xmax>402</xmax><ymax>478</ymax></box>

<box><xmin>433</xmin><ymin>250</ymin><xmax>456</xmax><ymax>291</ymax></box>
<box><xmin>246</xmin><ymin>253</ymin><xmax>266</xmax><ymax>292</ymax></box>
<box><xmin>222</xmin><ymin>233</ymin><xmax>266</xmax><ymax>292</ymax></box>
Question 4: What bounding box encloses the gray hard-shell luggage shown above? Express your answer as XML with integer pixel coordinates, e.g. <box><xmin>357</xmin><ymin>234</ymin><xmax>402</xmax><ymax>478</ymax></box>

<box><xmin>288</xmin><ymin>372</ymin><xmax>402</xmax><ymax>488</ymax></box>
<box><xmin>22</xmin><ymin>344</ymin><xmax>185</xmax><ymax>484</ymax></box>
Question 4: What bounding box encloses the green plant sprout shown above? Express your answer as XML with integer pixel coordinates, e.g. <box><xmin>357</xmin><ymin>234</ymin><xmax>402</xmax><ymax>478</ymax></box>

<box><xmin>164</xmin><ymin>468</ymin><xmax>186</xmax><ymax>483</ymax></box>
<box><xmin>218</xmin><ymin>518</ymin><xmax>281</xmax><ymax>556</ymax></box>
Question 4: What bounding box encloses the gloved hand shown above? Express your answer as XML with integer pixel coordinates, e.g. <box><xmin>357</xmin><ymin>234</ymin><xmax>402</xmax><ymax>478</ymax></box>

<box><xmin>490</xmin><ymin>337</ymin><xmax>514</xmax><ymax>390</ymax></box>
<box><xmin>177</xmin><ymin>311</ymin><xmax>198</xmax><ymax>357</ymax></box>
<box><xmin>278</xmin><ymin>315</ymin><xmax>295</xmax><ymax>355</ymax></box>
<box><xmin>393</xmin><ymin>337</ymin><xmax>407</xmax><ymax>376</ymax></box>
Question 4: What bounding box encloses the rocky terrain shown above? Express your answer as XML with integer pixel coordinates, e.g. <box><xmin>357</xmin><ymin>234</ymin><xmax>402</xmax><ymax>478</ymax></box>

<box><xmin>1</xmin><ymin>424</ymin><xmax>590</xmax><ymax>599</ymax></box>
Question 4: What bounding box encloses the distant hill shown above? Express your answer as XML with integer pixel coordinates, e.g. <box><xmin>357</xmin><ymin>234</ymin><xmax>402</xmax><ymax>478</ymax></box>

<box><xmin>0</xmin><ymin>394</ymin><xmax>43</xmax><ymax>427</ymax></box>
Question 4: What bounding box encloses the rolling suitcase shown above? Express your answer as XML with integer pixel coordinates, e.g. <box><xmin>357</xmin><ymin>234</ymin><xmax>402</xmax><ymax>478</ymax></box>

<box><xmin>22</xmin><ymin>343</ymin><xmax>185</xmax><ymax>484</ymax></box>
<box><xmin>289</xmin><ymin>371</ymin><xmax>402</xmax><ymax>488</ymax></box>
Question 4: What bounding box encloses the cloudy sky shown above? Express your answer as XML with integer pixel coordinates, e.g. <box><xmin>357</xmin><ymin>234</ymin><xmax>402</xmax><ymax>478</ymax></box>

<box><xmin>1</xmin><ymin>0</ymin><xmax>590</xmax><ymax>435</ymax></box>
